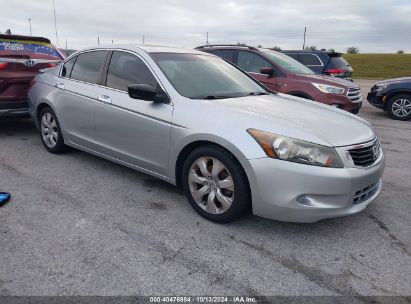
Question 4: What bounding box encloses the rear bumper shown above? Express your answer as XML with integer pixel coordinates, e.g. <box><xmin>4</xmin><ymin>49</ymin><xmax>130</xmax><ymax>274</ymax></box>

<box><xmin>0</xmin><ymin>101</ymin><xmax>29</xmax><ymax>117</ymax></box>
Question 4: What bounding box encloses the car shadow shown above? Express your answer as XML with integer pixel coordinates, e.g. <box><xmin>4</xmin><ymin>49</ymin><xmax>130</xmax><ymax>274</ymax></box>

<box><xmin>0</xmin><ymin>118</ymin><xmax>37</xmax><ymax>138</ymax></box>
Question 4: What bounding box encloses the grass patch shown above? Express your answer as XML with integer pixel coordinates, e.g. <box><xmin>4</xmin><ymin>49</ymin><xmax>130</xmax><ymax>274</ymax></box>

<box><xmin>343</xmin><ymin>54</ymin><xmax>411</xmax><ymax>80</ymax></box>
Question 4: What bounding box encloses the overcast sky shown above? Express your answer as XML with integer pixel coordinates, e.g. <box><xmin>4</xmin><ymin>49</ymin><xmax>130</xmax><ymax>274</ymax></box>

<box><xmin>2</xmin><ymin>0</ymin><xmax>411</xmax><ymax>53</ymax></box>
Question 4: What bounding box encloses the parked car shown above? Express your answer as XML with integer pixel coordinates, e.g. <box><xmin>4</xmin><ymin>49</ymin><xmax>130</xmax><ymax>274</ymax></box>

<box><xmin>367</xmin><ymin>77</ymin><xmax>411</xmax><ymax>121</ymax></box>
<box><xmin>282</xmin><ymin>50</ymin><xmax>353</xmax><ymax>80</ymax></box>
<box><xmin>28</xmin><ymin>45</ymin><xmax>384</xmax><ymax>223</ymax></box>
<box><xmin>196</xmin><ymin>45</ymin><xmax>362</xmax><ymax>114</ymax></box>
<box><xmin>0</xmin><ymin>34</ymin><xmax>64</xmax><ymax>117</ymax></box>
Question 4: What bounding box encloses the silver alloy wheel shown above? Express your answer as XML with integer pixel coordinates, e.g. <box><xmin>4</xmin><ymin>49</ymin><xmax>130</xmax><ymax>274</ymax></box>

<box><xmin>188</xmin><ymin>157</ymin><xmax>235</xmax><ymax>214</ymax></box>
<box><xmin>392</xmin><ymin>98</ymin><xmax>411</xmax><ymax>117</ymax></box>
<box><xmin>41</xmin><ymin>112</ymin><xmax>59</xmax><ymax>148</ymax></box>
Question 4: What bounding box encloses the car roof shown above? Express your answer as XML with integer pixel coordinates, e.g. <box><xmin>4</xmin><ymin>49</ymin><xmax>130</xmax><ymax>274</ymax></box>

<box><xmin>0</xmin><ymin>34</ymin><xmax>51</xmax><ymax>44</ymax></box>
<box><xmin>78</xmin><ymin>44</ymin><xmax>207</xmax><ymax>55</ymax></box>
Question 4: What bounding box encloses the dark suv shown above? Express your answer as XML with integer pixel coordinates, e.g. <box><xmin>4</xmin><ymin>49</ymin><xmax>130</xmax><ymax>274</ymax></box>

<box><xmin>196</xmin><ymin>45</ymin><xmax>362</xmax><ymax>114</ymax></box>
<box><xmin>0</xmin><ymin>34</ymin><xmax>64</xmax><ymax>117</ymax></box>
<box><xmin>282</xmin><ymin>50</ymin><xmax>353</xmax><ymax>80</ymax></box>
<box><xmin>367</xmin><ymin>77</ymin><xmax>411</xmax><ymax>120</ymax></box>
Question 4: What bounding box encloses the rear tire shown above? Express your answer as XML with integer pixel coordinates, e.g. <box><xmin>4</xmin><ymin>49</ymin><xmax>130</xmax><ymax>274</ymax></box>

<box><xmin>38</xmin><ymin>107</ymin><xmax>68</xmax><ymax>154</ymax></box>
<box><xmin>182</xmin><ymin>145</ymin><xmax>250</xmax><ymax>223</ymax></box>
<box><xmin>387</xmin><ymin>94</ymin><xmax>411</xmax><ymax>121</ymax></box>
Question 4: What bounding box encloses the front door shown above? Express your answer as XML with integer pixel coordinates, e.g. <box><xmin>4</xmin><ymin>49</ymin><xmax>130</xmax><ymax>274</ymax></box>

<box><xmin>94</xmin><ymin>51</ymin><xmax>173</xmax><ymax>176</ymax></box>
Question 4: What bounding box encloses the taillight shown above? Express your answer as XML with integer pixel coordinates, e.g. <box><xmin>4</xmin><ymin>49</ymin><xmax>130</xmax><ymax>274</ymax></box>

<box><xmin>48</xmin><ymin>63</ymin><xmax>57</xmax><ymax>68</ymax></box>
<box><xmin>325</xmin><ymin>68</ymin><xmax>345</xmax><ymax>77</ymax></box>
<box><xmin>0</xmin><ymin>62</ymin><xmax>8</xmax><ymax>70</ymax></box>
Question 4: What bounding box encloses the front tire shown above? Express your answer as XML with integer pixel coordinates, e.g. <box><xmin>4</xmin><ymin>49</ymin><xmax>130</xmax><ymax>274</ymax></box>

<box><xmin>387</xmin><ymin>94</ymin><xmax>411</xmax><ymax>121</ymax></box>
<box><xmin>182</xmin><ymin>145</ymin><xmax>250</xmax><ymax>223</ymax></box>
<box><xmin>39</xmin><ymin>107</ymin><xmax>67</xmax><ymax>154</ymax></box>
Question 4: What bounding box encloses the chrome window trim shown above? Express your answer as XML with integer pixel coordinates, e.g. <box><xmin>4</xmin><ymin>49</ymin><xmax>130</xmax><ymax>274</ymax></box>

<box><xmin>58</xmin><ymin>48</ymin><xmax>172</xmax><ymax>104</ymax></box>
<box><xmin>285</xmin><ymin>53</ymin><xmax>324</xmax><ymax>67</ymax></box>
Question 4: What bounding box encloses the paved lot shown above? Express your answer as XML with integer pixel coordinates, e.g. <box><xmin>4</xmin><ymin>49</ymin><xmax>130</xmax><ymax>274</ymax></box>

<box><xmin>0</xmin><ymin>79</ymin><xmax>410</xmax><ymax>296</ymax></box>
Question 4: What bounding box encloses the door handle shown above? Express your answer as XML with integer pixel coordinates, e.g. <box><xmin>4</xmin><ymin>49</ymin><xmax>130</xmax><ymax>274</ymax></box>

<box><xmin>97</xmin><ymin>95</ymin><xmax>112</xmax><ymax>104</ymax></box>
<box><xmin>55</xmin><ymin>83</ymin><xmax>65</xmax><ymax>89</ymax></box>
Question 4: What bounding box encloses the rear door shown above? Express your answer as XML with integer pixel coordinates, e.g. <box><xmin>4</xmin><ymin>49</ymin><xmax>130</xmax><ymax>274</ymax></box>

<box><xmin>236</xmin><ymin>51</ymin><xmax>281</xmax><ymax>91</ymax></box>
<box><xmin>94</xmin><ymin>50</ymin><xmax>173</xmax><ymax>176</ymax></box>
<box><xmin>0</xmin><ymin>37</ymin><xmax>63</xmax><ymax>107</ymax></box>
<box><xmin>54</xmin><ymin>50</ymin><xmax>109</xmax><ymax>149</ymax></box>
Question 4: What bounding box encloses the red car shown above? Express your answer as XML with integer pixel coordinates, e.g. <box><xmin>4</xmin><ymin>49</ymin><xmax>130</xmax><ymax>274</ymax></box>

<box><xmin>0</xmin><ymin>34</ymin><xmax>64</xmax><ymax>117</ymax></box>
<box><xmin>196</xmin><ymin>45</ymin><xmax>362</xmax><ymax>114</ymax></box>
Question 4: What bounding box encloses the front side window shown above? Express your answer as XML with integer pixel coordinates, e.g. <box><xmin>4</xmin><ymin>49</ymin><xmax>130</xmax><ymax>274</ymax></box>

<box><xmin>106</xmin><ymin>51</ymin><xmax>157</xmax><ymax>91</ymax></box>
<box><xmin>70</xmin><ymin>51</ymin><xmax>107</xmax><ymax>84</ymax></box>
<box><xmin>61</xmin><ymin>56</ymin><xmax>76</xmax><ymax>78</ymax></box>
<box><xmin>209</xmin><ymin>49</ymin><xmax>235</xmax><ymax>63</ymax></box>
<box><xmin>150</xmin><ymin>53</ymin><xmax>267</xmax><ymax>99</ymax></box>
<box><xmin>237</xmin><ymin>51</ymin><xmax>272</xmax><ymax>73</ymax></box>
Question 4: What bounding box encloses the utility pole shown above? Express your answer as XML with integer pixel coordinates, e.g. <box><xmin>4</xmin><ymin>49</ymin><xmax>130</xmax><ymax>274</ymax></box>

<box><xmin>112</xmin><ymin>40</ymin><xmax>114</xmax><ymax>45</ymax></box>
<box><xmin>142</xmin><ymin>34</ymin><xmax>145</xmax><ymax>44</ymax></box>
<box><xmin>28</xmin><ymin>18</ymin><xmax>32</xmax><ymax>36</ymax></box>
<box><xmin>65</xmin><ymin>38</ymin><xmax>67</xmax><ymax>55</ymax></box>
<box><xmin>303</xmin><ymin>26</ymin><xmax>306</xmax><ymax>50</ymax></box>
<box><xmin>97</xmin><ymin>36</ymin><xmax>100</xmax><ymax>46</ymax></box>
<box><xmin>206</xmin><ymin>32</ymin><xmax>209</xmax><ymax>45</ymax></box>
<box><xmin>52</xmin><ymin>0</ymin><xmax>59</xmax><ymax>46</ymax></box>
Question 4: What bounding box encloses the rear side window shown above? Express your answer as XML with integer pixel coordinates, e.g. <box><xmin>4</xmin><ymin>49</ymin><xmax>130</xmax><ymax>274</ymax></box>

<box><xmin>61</xmin><ymin>56</ymin><xmax>76</xmax><ymax>78</ymax></box>
<box><xmin>70</xmin><ymin>51</ymin><xmax>107</xmax><ymax>84</ymax></box>
<box><xmin>106</xmin><ymin>51</ymin><xmax>157</xmax><ymax>91</ymax></box>
<box><xmin>209</xmin><ymin>49</ymin><xmax>235</xmax><ymax>63</ymax></box>
<box><xmin>0</xmin><ymin>38</ymin><xmax>62</xmax><ymax>59</ymax></box>
<box><xmin>237</xmin><ymin>51</ymin><xmax>272</xmax><ymax>73</ymax></box>
<box><xmin>298</xmin><ymin>54</ymin><xmax>323</xmax><ymax>66</ymax></box>
<box><xmin>284</xmin><ymin>53</ymin><xmax>299</xmax><ymax>60</ymax></box>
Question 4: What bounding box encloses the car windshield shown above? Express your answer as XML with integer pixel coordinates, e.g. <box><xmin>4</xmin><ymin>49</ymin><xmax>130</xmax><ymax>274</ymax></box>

<box><xmin>150</xmin><ymin>53</ymin><xmax>268</xmax><ymax>99</ymax></box>
<box><xmin>260</xmin><ymin>49</ymin><xmax>315</xmax><ymax>75</ymax></box>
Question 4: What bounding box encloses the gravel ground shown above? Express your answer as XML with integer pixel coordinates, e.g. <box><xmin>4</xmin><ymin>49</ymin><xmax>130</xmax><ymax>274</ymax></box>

<box><xmin>0</xmin><ymin>79</ymin><xmax>410</xmax><ymax>297</ymax></box>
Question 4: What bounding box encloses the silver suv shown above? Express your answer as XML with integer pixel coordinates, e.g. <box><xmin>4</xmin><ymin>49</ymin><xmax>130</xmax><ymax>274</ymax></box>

<box><xmin>28</xmin><ymin>45</ymin><xmax>385</xmax><ymax>223</ymax></box>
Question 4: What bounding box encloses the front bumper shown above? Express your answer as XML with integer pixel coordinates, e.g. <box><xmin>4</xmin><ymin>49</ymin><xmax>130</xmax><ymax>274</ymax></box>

<box><xmin>367</xmin><ymin>91</ymin><xmax>385</xmax><ymax>109</ymax></box>
<box><xmin>0</xmin><ymin>101</ymin><xmax>29</xmax><ymax>117</ymax></box>
<box><xmin>248</xmin><ymin>155</ymin><xmax>384</xmax><ymax>223</ymax></box>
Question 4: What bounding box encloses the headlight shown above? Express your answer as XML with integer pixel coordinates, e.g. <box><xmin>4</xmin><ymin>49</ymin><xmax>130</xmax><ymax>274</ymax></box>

<box><xmin>374</xmin><ymin>83</ymin><xmax>389</xmax><ymax>91</ymax></box>
<box><xmin>312</xmin><ymin>83</ymin><xmax>345</xmax><ymax>94</ymax></box>
<box><xmin>248</xmin><ymin>129</ymin><xmax>343</xmax><ymax>168</ymax></box>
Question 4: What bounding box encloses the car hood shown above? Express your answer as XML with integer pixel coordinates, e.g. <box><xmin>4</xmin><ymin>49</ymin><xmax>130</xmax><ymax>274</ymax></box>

<box><xmin>375</xmin><ymin>77</ymin><xmax>411</xmax><ymax>86</ymax></box>
<box><xmin>298</xmin><ymin>74</ymin><xmax>359</xmax><ymax>88</ymax></box>
<box><xmin>211</xmin><ymin>94</ymin><xmax>375</xmax><ymax>147</ymax></box>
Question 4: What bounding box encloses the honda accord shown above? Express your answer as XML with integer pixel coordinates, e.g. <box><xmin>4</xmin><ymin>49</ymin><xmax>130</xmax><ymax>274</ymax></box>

<box><xmin>28</xmin><ymin>45</ymin><xmax>384</xmax><ymax>223</ymax></box>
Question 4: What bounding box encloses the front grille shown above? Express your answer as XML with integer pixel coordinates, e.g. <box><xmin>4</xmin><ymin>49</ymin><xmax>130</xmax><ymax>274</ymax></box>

<box><xmin>348</xmin><ymin>140</ymin><xmax>380</xmax><ymax>167</ymax></box>
<box><xmin>347</xmin><ymin>88</ymin><xmax>362</xmax><ymax>103</ymax></box>
<box><xmin>353</xmin><ymin>181</ymin><xmax>380</xmax><ymax>204</ymax></box>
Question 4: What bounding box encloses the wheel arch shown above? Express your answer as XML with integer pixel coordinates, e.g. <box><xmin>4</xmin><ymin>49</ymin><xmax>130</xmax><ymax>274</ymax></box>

<box><xmin>173</xmin><ymin>138</ymin><xmax>254</xmax><ymax>198</ymax></box>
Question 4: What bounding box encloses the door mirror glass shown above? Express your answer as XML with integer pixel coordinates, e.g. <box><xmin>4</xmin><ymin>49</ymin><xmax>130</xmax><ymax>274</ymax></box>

<box><xmin>260</xmin><ymin>67</ymin><xmax>275</xmax><ymax>77</ymax></box>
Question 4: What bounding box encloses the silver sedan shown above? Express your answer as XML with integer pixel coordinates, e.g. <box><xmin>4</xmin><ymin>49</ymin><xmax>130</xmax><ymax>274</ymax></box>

<box><xmin>28</xmin><ymin>45</ymin><xmax>384</xmax><ymax>223</ymax></box>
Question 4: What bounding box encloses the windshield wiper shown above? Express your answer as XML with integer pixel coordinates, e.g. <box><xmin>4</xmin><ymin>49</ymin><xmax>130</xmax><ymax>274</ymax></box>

<box><xmin>201</xmin><ymin>95</ymin><xmax>234</xmax><ymax>100</ymax></box>
<box><xmin>248</xmin><ymin>92</ymin><xmax>269</xmax><ymax>96</ymax></box>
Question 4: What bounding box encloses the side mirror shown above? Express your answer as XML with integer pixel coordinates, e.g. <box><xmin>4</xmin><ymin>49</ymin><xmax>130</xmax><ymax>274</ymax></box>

<box><xmin>260</xmin><ymin>67</ymin><xmax>275</xmax><ymax>77</ymax></box>
<box><xmin>128</xmin><ymin>84</ymin><xmax>169</xmax><ymax>103</ymax></box>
